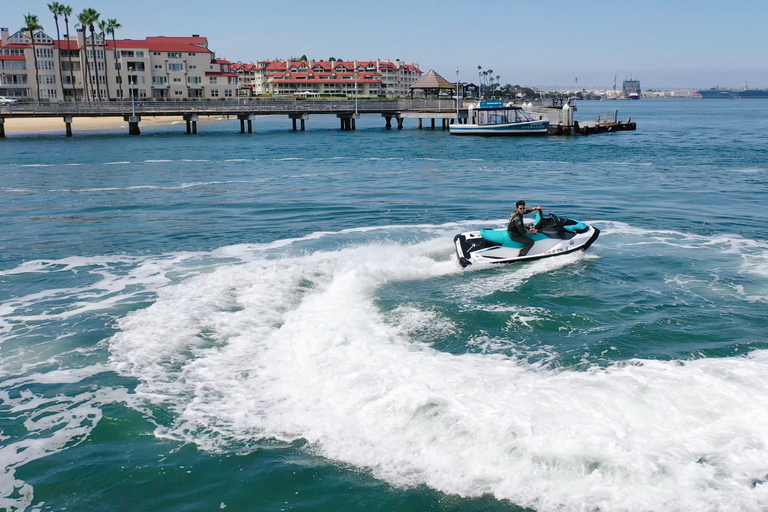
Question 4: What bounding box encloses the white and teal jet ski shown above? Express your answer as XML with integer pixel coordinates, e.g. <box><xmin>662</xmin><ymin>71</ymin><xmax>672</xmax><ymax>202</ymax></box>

<box><xmin>454</xmin><ymin>211</ymin><xmax>599</xmax><ymax>267</ymax></box>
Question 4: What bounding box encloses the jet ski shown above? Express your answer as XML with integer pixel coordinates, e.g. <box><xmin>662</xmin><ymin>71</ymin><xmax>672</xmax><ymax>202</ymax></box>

<box><xmin>454</xmin><ymin>210</ymin><xmax>599</xmax><ymax>267</ymax></box>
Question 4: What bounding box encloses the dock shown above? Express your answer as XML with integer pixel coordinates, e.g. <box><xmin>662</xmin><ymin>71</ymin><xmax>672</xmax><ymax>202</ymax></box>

<box><xmin>0</xmin><ymin>99</ymin><xmax>634</xmax><ymax>138</ymax></box>
<box><xmin>527</xmin><ymin>106</ymin><xmax>636</xmax><ymax>135</ymax></box>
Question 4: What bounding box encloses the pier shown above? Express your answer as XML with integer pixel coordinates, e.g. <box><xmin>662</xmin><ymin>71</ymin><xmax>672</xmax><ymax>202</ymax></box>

<box><xmin>0</xmin><ymin>99</ymin><xmax>634</xmax><ymax>138</ymax></box>
<box><xmin>0</xmin><ymin>99</ymin><xmax>467</xmax><ymax>138</ymax></box>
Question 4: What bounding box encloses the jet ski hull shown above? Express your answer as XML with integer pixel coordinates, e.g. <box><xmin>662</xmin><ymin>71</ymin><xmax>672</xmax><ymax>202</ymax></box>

<box><xmin>454</xmin><ymin>214</ymin><xmax>599</xmax><ymax>267</ymax></box>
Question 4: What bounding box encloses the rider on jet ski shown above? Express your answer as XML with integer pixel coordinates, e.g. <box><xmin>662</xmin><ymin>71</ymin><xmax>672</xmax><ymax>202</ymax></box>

<box><xmin>507</xmin><ymin>200</ymin><xmax>542</xmax><ymax>256</ymax></box>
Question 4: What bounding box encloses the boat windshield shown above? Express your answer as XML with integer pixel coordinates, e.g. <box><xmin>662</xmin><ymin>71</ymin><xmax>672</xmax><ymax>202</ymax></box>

<box><xmin>477</xmin><ymin>108</ymin><xmax>535</xmax><ymax>125</ymax></box>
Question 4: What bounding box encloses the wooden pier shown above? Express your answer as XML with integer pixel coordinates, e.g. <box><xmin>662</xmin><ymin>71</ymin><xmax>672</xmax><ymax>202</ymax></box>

<box><xmin>0</xmin><ymin>99</ymin><xmax>634</xmax><ymax>138</ymax></box>
<box><xmin>0</xmin><ymin>99</ymin><xmax>468</xmax><ymax>138</ymax></box>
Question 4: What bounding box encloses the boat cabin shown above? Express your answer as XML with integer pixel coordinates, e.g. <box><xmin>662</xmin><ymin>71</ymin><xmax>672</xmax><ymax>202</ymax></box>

<box><xmin>471</xmin><ymin>100</ymin><xmax>537</xmax><ymax>126</ymax></box>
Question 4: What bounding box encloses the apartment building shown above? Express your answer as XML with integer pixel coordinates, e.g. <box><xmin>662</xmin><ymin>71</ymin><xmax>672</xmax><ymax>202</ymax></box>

<box><xmin>241</xmin><ymin>59</ymin><xmax>422</xmax><ymax>98</ymax></box>
<box><xmin>0</xmin><ymin>27</ymin><xmax>237</xmax><ymax>101</ymax></box>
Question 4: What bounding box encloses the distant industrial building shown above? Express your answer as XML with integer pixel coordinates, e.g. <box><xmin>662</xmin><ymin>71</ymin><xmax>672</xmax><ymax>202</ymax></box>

<box><xmin>622</xmin><ymin>79</ymin><xmax>641</xmax><ymax>99</ymax></box>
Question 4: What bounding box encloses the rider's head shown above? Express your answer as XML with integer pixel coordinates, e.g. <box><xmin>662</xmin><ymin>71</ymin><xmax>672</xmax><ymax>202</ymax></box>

<box><xmin>516</xmin><ymin>200</ymin><xmax>526</xmax><ymax>211</ymax></box>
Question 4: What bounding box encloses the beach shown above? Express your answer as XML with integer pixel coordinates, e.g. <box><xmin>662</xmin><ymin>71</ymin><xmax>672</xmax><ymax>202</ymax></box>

<box><xmin>1</xmin><ymin>115</ymin><xmax>187</xmax><ymax>135</ymax></box>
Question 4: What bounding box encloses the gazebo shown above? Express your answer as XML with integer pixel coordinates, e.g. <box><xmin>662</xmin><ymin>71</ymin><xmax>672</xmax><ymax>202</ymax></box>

<box><xmin>409</xmin><ymin>70</ymin><xmax>456</xmax><ymax>99</ymax></box>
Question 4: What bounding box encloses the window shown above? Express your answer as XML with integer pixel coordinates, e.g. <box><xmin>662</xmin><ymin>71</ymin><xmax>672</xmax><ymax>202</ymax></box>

<box><xmin>224</xmin><ymin>89</ymin><xmax>232</xmax><ymax>97</ymax></box>
<box><xmin>4</xmin><ymin>61</ymin><xmax>26</xmax><ymax>70</ymax></box>
<box><xmin>173</xmin><ymin>77</ymin><xmax>182</xmax><ymax>83</ymax></box>
<box><xmin>136</xmin><ymin>51</ymin><xmax>144</xmax><ymax>57</ymax></box>
<box><xmin>210</xmin><ymin>89</ymin><xmax>219</xmax><ymax>97</ymax></box>
<box><xmin>36</xmin><ymin>48</ymin><xmax>53</xmax><ymax>58</ymax></box>
<box><xmin>154</xmin><ymin>64</ymin><xmax>163</xmax><ymax>69</ymax></box>
<box><xmin>188</xmin><ymin>65</ymin><xmax>196</xmax><ymax>70</ymax></box>
<box><xmin>152</xmin><ymin>76</ymin><xmax>167</xmax><ymax>85</ymax></box>
<box><xmin>168</xmin><ymin>52</ymin><xmax>181</xmax><ymax>59</ymax></box>
<box><xmin>209</xmin><ymin>77</ymin><xmax>217</xmax><ymax>84</ymax></box>
<box><xmin>187</xmin><ymin>76</ymin><xmax>201</xmax><ymax>84</ymax></box>
<box><xmin>37</xmin><ymin>61</ymin><xmax>54</xmax><ymax>70</ymax></box>
<box><xmin>168</xmin><ymin>63</ymin><xmax>183</xmax><ymax>72</ymax></box>
<box><xmin>153</xmin><ymin>51</ymin><xmax>161</xmax><ymax>56</ymax></box>
<box><xmin>188</xmin><ymin>52</ymin><xmax>196</xmax><ymax>56</ymax></box>
<box><xmin>121</xmin><ymin>51</ymin><xmax>135</xmax><ymax>57</ymax></box>
<box><xmin>174</xmin><ymin>90</ymin><xmax>184</xmax><ymax>95</ymax></box>
<box><xmin>1</xmin><ymin>74</ymin><xmax>27</xmax><ymax>84</ymax></box>
<box><xmin>41</xmin><ymin>75</ymin><xmax>56</xmax><ymax>84</ymax></box>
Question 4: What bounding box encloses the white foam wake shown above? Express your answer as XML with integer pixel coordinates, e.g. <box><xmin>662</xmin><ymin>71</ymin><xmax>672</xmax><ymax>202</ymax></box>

<box><xmin>105</xmin><ymin>234</ymin><xmax>768</xmax><ymax>511</ymax></box>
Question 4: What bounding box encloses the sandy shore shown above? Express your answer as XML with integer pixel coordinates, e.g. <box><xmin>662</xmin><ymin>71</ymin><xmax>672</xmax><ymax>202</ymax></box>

<box><xmin>2</xmin><ymin>115</ymin><xmax>192</xmax><ymax>135</ymax></box>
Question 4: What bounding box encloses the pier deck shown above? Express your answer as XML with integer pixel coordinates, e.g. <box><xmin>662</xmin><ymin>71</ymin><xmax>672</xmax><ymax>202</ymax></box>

<box><xmin>0</xmin><ymin>99</ymin><xmax>634</xmax><ymax>137</ymax></box>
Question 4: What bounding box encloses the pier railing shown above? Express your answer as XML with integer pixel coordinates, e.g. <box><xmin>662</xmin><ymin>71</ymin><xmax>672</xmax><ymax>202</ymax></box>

<box><xmin>1</xmin><ymin>99</ymin><xmax>468</xmax><ymax>117</ymax></box>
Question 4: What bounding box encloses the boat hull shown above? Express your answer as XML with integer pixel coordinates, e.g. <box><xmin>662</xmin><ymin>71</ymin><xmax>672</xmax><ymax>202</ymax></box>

<box><xmin>449</xmin><ymin>120</ymin><xmax>549</xmax><ymax>136</ymax></box>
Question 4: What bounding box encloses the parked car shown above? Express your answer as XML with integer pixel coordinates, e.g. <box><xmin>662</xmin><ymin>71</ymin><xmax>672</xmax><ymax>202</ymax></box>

<box><xmin>0</xmin><ymin>96</ymin><xmax>20</xmax><ymax>105</ymax></box>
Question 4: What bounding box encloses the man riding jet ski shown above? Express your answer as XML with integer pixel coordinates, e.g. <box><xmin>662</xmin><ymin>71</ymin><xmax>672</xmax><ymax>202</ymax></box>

<box><xmin>454</xmin><ymin>203</ymin><xmax>599</xmax><ymax>267</ymax></box>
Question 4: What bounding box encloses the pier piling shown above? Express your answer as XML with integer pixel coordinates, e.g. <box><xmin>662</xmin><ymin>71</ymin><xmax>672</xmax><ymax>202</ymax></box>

<box><xmin>183</xmin><ymin>114</ymin><xmax>199</xmax><ymax>135</ymax></box>
<box><xmin>125</xmin><ymin>115</ymin><xmax>141</xmax><ymax>136</ymax></box>
<box><xmin>64</xmin><ymin>116</ymin><xmax>73</xmax><ymax>137</ymax></box>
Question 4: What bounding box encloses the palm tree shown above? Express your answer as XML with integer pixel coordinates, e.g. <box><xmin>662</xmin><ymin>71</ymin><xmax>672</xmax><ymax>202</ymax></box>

<box><xmin>23</xmin><ymin>13</ymin><xmax>43</xmax><ymax>102</ymax></box>
<box><xmin>79</xmin><ymin>8</ymin><xmax>101</xmax><ymax>101</ymax></box>
<box><xmin>106</xmin><ymin>19</ymin><xmax>122</xmax><ymax>100</ymax></box>
<box><xmin>61</xmin><ymin>5</ymin><xmax>77</xmax><ymax>100</ymax></box>
<box><xmin>97</xmin><ymin>19</ymin><xmax>111</xmax><ymax>99</ymax></box>
<box><xmin>76</xmin><ymin>10</ymin><xmax>93</xmax><ymax>101</ymax></box>
<box><xmin>48</xmin><ymin>3</ymin><xmax>66</xmax><ymax>101</ymax></box>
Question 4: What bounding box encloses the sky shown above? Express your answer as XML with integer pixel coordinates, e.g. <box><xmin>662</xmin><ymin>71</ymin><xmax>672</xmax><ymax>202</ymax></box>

<box><xmin>3</xmin><ymin>0</ymin><xmax>768</xmax><ymax>90</ymax></box>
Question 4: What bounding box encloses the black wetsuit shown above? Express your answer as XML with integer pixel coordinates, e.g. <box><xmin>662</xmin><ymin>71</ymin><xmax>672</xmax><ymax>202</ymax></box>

<box><xmin>507</xmin><ymin>208</ymin><xmax>535</xmax><ymax>256</ymax></box>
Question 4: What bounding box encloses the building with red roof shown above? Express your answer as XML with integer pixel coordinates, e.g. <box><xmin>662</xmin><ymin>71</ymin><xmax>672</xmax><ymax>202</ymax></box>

<box><xmin>246</xmin><ymin>59</ymin><xmax>422</xmax><ymax>98</ymax></box>
<box><xmin>1</xmin><ymin>26</ymin><xmax>237</xmax><ymax>101</ymax></box>
<box><xmin>2</xmin><ymin>23</ymin><xmax>423</xmax><ymax>101</ymax></box>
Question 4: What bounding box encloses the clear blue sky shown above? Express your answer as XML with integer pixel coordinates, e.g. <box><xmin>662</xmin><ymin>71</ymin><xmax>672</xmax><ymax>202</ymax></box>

<box><xmin>4</xmin><ymin>0</ymin><xmax>767</xmax><ymax>89</ymax></box>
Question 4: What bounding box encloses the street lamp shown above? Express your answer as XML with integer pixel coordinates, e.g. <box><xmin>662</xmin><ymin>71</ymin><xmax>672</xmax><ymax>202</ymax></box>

<box><xmin>354</xmin><ymin>68</ymin><xmax>359</xmax><ymax>115</ymax></box>
<box><xmin>456</xmin><ymin>67</ymin><xmax>459</xmax><ymax>118</ymax></box>
<box><xmin>128</xmin><ymin>66</ymin><xmax>135</xmax><ymax>116</ymax></box>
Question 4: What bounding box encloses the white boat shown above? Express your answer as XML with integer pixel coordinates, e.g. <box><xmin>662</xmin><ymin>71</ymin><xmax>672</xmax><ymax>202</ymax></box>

<box><xmin>450</xmin><ymin>100</ymin><xmax>549</xmax><ymax>136</ymax></box>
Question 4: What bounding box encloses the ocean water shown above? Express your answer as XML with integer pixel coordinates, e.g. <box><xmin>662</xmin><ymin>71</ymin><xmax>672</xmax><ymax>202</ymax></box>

<box><xmin>1</xmin><ymin>99</ymin><xmax>767</xmax><ymax>512</ymax></box>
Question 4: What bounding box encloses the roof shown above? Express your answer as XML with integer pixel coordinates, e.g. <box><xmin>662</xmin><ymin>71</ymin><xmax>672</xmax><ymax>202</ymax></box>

<box><xmin>410</xmin><ymin>69</ymin><xmax>455</xmax><ymax>90</ymax></box>
<box><xmin>2</xmin><ymin>35</ymin><xmax>211</xmax><ymax>53</ymax></box>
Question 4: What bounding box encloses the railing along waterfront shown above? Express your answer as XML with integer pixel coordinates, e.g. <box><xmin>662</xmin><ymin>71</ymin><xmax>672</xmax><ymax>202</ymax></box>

<box><xmin>1</xmin><ymin>99</ymin><xmax>467</xmax><ymax>117</ymax></box>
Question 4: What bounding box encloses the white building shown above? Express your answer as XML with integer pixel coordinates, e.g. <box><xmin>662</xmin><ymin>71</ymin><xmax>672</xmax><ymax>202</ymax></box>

<box><xmin>1</xmin><ymin>26</ymin><xmax>237</xmax><ymax>101</ymax></box>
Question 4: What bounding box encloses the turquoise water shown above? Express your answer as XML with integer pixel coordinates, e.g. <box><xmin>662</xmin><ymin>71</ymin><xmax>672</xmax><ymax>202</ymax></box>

<box><xmin>1</xmin><ymin>100</ymin><xmax>767</xmax><ymax>511</ymax></box>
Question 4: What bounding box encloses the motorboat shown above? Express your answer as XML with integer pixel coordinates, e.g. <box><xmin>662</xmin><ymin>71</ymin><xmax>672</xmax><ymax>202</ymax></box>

<box><xmin>454</xmin><ymin>210</ymin><xmax>599</xmax><ymax>267</ymax></box>
<box><xmin>449</xmin><ymin>100</ymin><xmax>549</xmax><ymax>136</ymax></box>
